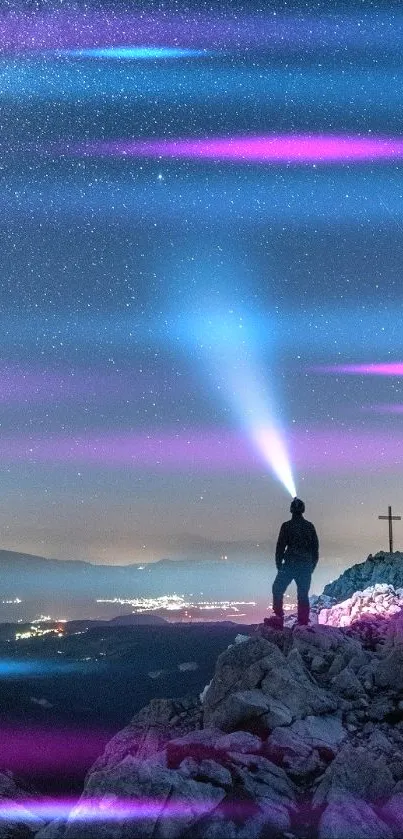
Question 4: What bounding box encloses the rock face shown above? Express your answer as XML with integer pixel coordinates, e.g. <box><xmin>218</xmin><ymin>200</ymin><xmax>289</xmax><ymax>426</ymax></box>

<box><xmin>0</xmin><ymin>771</ymin><xmax>45</xmax><ymax>837</ymax></box>
<box><xmin>321</xmin><ymin>551</ymin><xmax>403</xmax><ymax>603</ymax></box>
<box><xmin>314</xmin><ymin>583</ymin><xmax>403</xmax><ymax>629</ymax></box>
<box><xmin>34</xmin><ymin>605</ymin><xmax>403</xmax><ymax>839</ymax></box>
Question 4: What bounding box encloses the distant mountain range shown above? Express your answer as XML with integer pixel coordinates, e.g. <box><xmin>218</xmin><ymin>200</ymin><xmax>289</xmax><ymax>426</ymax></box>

<box><xmin>0</xmin><ymin>549</ymin><xmax>271</xmax><ymax>622</ymax></box>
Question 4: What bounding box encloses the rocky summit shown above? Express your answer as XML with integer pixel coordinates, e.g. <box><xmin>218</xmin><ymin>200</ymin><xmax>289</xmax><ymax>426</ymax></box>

<box><xmin>31</xmin><ymin>600</ymin><xmax>403</xmax><ymax>839</ymax></box>
<box><xmin>313</xmin><ymin>583</ymin><xmax>403</xmax><ymax>630</ymax></box>
<box><xmin>321</xmin><ymin>551</ymin><xmax>403</xmax><ymax>604</ymax></box>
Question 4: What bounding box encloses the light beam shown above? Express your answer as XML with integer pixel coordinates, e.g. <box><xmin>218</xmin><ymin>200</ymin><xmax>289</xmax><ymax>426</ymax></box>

<box><xmin>191</xmin><ymin>311</ymin><xmax>297</xmax><ymax>497</ymax></box>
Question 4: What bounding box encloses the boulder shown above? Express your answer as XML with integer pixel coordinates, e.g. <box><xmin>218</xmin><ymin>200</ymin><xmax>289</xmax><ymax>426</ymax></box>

<box><xmin>265</xmin><ymin>726</ymin><xmax>321</xmax><ymax>778</ymax></box>
<box><xmin>319</xmin><ymin>796</ymin><xmax>393</xmax><ymax>839</ymax></box>
<box><xmin>214</xmin><ymin>732</ymin><xmax>262</xmax><ymax>754</ymax></box>
<box><xmin>374</xmin><ymin>647</ymin><xmax>403</xmax><ymax>691</ymax></box>
<box><xmin>288</xmin><ymin>715</ymin><xmax>347</xmax><ymax>757</ymax></box>
<box><xmin>166</xmin><ymin>730</ymin><xmax>226</xmax><ymax>766</ymax></box>
<box><xmin>261</xmin><ymin>648</ymin><xmax>338</xmax><ymax>719</ymax></box>
<box><xmin>179</xmin><ymin>758</ymin><xmax>233</xmax><ymax>789</ymax></box>
<box><xmin>25</xmin><ymin>595</ymin><xmax>403</xmax><ymax>839</ymax></box>
<box><xmin>64</xmin><ymin>756</ymin><xmax>226</xmax><ymax>839</ymax></box>
<box><xmin>313</xmin><ymin>745</ymin><xmax>395</xmax><ymax>808</ymax></box>
<box><xmin>35</xmin><ymin>822</ymin><xmax>67</xmax><ymax>839</ymax></box>
<box><xmin>203</xmin><ymin>634</ymin><xmax>337</xmax><ymax>731</ymax></box>
<box><xmin>202</xmin><ymin>637</ymin><xmax>286</xmax><ymax>724</ymax></box>
<box><xmin>0</xmin><ymin>771</ymin><xmax>45</xmax><ymax>838</ymax></box>
<box><xmin>331</xmin><ymin>666</ymin><xmax>366</xmax><ymax>699</ymax></box>
<box><xmin>231</xmin><ymin>759</ymin><xmax>296</xmax><ymax>834</ymax></box>
<box><xmin>380</xmin><ymin>793</ymin><xmax>403</xmax><ymax>837</ymax></box>
<box><xmin>88</xmin><ymin>697</ymin><xmax>202</xmax><ymax>777</ymax></box>
<box><xmin>203</xmin><ymin>690</ymin><xmax>272</xmax><ymax>734</ymax></box>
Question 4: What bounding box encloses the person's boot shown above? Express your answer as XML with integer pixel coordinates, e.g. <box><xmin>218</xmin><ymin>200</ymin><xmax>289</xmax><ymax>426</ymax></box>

<box><xmin>264</xmin><ymin>615</ymin><xmax>284</xmax><ymax>629</ymax></box>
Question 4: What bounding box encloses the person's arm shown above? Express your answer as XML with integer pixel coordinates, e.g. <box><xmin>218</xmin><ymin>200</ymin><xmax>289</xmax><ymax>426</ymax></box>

<box><xmin>275</xmin><ymin>523</ymin><xmax>287</xmax><ymax>570</ymax></box>
<box><xmin>311</xmin><ymin>525</ymin><xmax>319</xmax><ymax>569</ymax></box>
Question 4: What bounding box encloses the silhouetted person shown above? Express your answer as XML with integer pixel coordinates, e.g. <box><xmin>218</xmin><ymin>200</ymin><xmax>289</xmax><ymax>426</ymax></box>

<box><xmin>266</xmin><ymin>497</ymin><xmax>319</xmax><ymax>629</ymax></box>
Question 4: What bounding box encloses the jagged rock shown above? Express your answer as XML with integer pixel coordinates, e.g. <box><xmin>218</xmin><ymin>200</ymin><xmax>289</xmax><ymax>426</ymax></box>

<box><xmin>203</xmin><ymin>689</ymin><xmax>272</xmax><ymax>733</ymax></box>
<box><xmin>366</xmin><ymin>729</ymin><xmax>395</xmax><ymax>756</ymax></box>
<box><xmin>367</xmin><ymin>698</ymin><xmax>394</xmax><ymax>722</ymax></box>
<box><xmin>380</xmin><ymin>794</ymin><xmax>403</xmax><ymax>837</ymax></box>
<box><xmin>214</xmin><ymin>732</ymin><xmax>262</xmax><ymax>754</ymax></box>
<box><xmin>64</xmin><ymin>757</ymin><xmax>226</xmax><ymax>839</ymax></box>
<box><xmin>327</xmin><ymin>653</ymin><xmax>348</xmax><ymax>677</ymax></box>
<box><xmin>0</xmin><ymin>808</ymin><xmax>43</xmax><ymax>838</ymax></box>
<box><xmin>288</xmin><ymin>715</ymin><xmax>347</xmax><ymax>757</ymax></box>
<box><xmin>322</xmin><ymin>559</ymin><xmax>403</xmax><ymax>608</ymax></box>
<box><xmin>30</xmin><ymin>594</ymin><xmax>403</xmax><ymax>839</ymax></box>
<box><xmin>261</xmin><ymin>698</ymin><xmax>294</xmax><ymax>729</ymax></box>
<box><xmin>203</xmin><ymin>635</ymin><xmax>337</xmax><ymax>731</ymax></box>
<box><xmin>388</xmin><ymin>757</ymin><xmax>403</xmax><ymax>782</ymax></box>
<box><xmin>166</xmin><ymin>729</ymin><xmax>226</xmax><ymax>767</ymax></box>
<box><xmin>292</xmin><ymin>625</ymin><xmax>349</xmax><ymax>654</ymax></box>
<box><xmin>35</xmin><ymin>822</ymin><xmax>66</xmax><ymax>839</ymax></box>
<box><xmin>189</xmin><ymin>810</ymin><xmax>278</xmax><ymax>839</ymax></box>
<box><xmin>231</xmin><ymin>758</ymin><xmax>296</xmax><ymax>833</ymax></box>
<box><xmin>347</xmin><ymin>651</ymin><xmax>372</xmax><ymax>672</ymax></box>
<box><xmin>202</xmin><ymin>637</ymin><xmax>286</xmax><ymax>722</ymax></box>
<box><xmin>265</xmin><ymin>726</ymin><xmax>321</xmax><ymax>778</ymax></box>
<box><xmin>311</xmin><ymin>655</ymin><xmax>326</xmax><ymax>672</ymax></box>
<box><xmin>331</xmin><ymin>666</ymin><xmax>366</xmax><ymax>699</ymax></box>
<box><xmin>179</xmin><ymin>757</ymin><xmax>233</xmax><ymax>788</ymax></box>
<box><xmin>374</xmin><ymin>646</ymin><xmax>403</xmax><ymax>691</ymax></box>
<box><xmin>88</xmin><ymin>697</ymin><xmax>202</xmax><ymax>776</ymax></box>
<box><xmin>265</xmin><ymin>715</ymin><xmax>345</xmax><ymax>779</ymax></box>
<box><xmin>319</xmin><ymin>795</ymin><xmax>393</xmax><ymax>839</ymax></box>
<box><xmin>313</xmin><ymin>745</ymin><xmax>395</xmax><ymax>808</ymax></box>
<box><xmin>0</xmin><ymin>771</ymin><xmax>45</xmax><ymax>838</ymax></box>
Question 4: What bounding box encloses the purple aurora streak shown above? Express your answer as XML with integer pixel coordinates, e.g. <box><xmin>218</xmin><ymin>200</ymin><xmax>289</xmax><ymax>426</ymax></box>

<box><xmin>364</xmin><ymin>404</ymin><xmax>403</xmax><ymax>414</ymax></box>
<box><xmin>67</xmin><ymin>135</ymin><xmax>403</xmax><ymax>164</ymax></box>
<box><xmin>0</xmin><ymin>428</ymin><xmax>402</xmax><ymax>472</ymax></box>
<box><xmin>0</xmin><ymin>724</ymin><xmax>113</xmax><ymax>775</ymax></box>
<box><xmin>2</xmin><ymin>789</ymin><xmax>403</xmax><ymax>824</ymax></box>
<box><xmin>0</xmin><ymin>11</ymin><xmax>398</xmax><ymax>53</ymax></box>
<box><xmin>312</xmin><ymin>363</ymin><xmax>403</xmax><ymax>375</ymax></box>
<box><xmin>0</xmin><ymin>796</ymin><xmax>225</xmax><ymax>822</ymax></box>
<box><xmin>0</xmin><ymin>368</ymin><xmax>168</xmax><ymax>404</ymax></box>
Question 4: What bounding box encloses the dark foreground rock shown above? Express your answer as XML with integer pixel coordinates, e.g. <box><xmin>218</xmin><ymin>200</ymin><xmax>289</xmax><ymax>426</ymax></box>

<box><xmin>32</xmin><ymin>609</ymin><xmax>403</xmax><ymax>839</ymax></box>
<box><xmin>0</xmin><ymin>770</ymin><xmax>45</xmax><ymax>837</ymax></box>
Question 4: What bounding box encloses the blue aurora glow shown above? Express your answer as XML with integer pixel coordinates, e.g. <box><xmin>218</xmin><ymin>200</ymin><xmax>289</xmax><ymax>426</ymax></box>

<box><xmin>58</xmin><ymin>46</ymin><xmax>208</xmax><ymax>59</ymax></box>
<box><xmin>0</xmin><ymin>305</ymin><xmax>399</xmax><ymax>356</ymax></box>
<box><xmin>0</xmin><ymin>659</ymin><xmax>98</xmax><ymax>677</ymax></box>
<box><xmin>1</xmin><ymin>61</ymin><xmax>403</xmax><ymax>111</ymax></box>
<box><xmin>3</xmin><ymin>170</ymin><xmax>403</xmax><ymax>227</ymax></box>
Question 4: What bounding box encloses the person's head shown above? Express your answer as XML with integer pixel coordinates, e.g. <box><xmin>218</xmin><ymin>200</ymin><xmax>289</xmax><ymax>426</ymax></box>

<box><xmin>290</xmin><ymin>497</ymin><xmax>305</xmax><ymax>516</ymax></box>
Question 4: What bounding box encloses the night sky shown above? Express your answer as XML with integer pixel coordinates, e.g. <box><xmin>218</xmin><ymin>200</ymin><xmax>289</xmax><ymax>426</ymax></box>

<box><xmin>1</xmin><ymin>0</ymin><xmax>403</xmax><ymax>581</ymax></box>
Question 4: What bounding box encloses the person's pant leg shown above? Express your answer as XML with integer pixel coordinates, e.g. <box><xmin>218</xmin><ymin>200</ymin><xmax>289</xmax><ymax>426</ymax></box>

<box><xmin>272</xmin><ymin>563</ymin><xmax>294</xmax><ymax>618</ymax></box>
<box><xmin>294</xmin><ymin>559</ymin><xmax>312</xmax><ymax>624</ymax></box>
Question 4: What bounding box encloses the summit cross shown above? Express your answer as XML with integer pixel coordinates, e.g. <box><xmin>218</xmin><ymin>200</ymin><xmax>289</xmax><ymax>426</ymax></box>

<box><xmin>378</xmin><ymin>505</ymin><xmax>401</xmax><ymax>553</ymax></box>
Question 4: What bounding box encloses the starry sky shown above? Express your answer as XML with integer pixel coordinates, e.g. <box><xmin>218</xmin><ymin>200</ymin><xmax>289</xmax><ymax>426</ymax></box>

<box><xmin>1</xmin><ymin>0</ymin><xmax>403</xmax><ymax>581</ymax></box>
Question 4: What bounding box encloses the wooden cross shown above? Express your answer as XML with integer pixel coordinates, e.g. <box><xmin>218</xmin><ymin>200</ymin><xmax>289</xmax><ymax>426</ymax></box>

<box><xmin>378</xmin><ymin>505</ymin><xmax>401</xmax><ymax>553</ymax></box>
